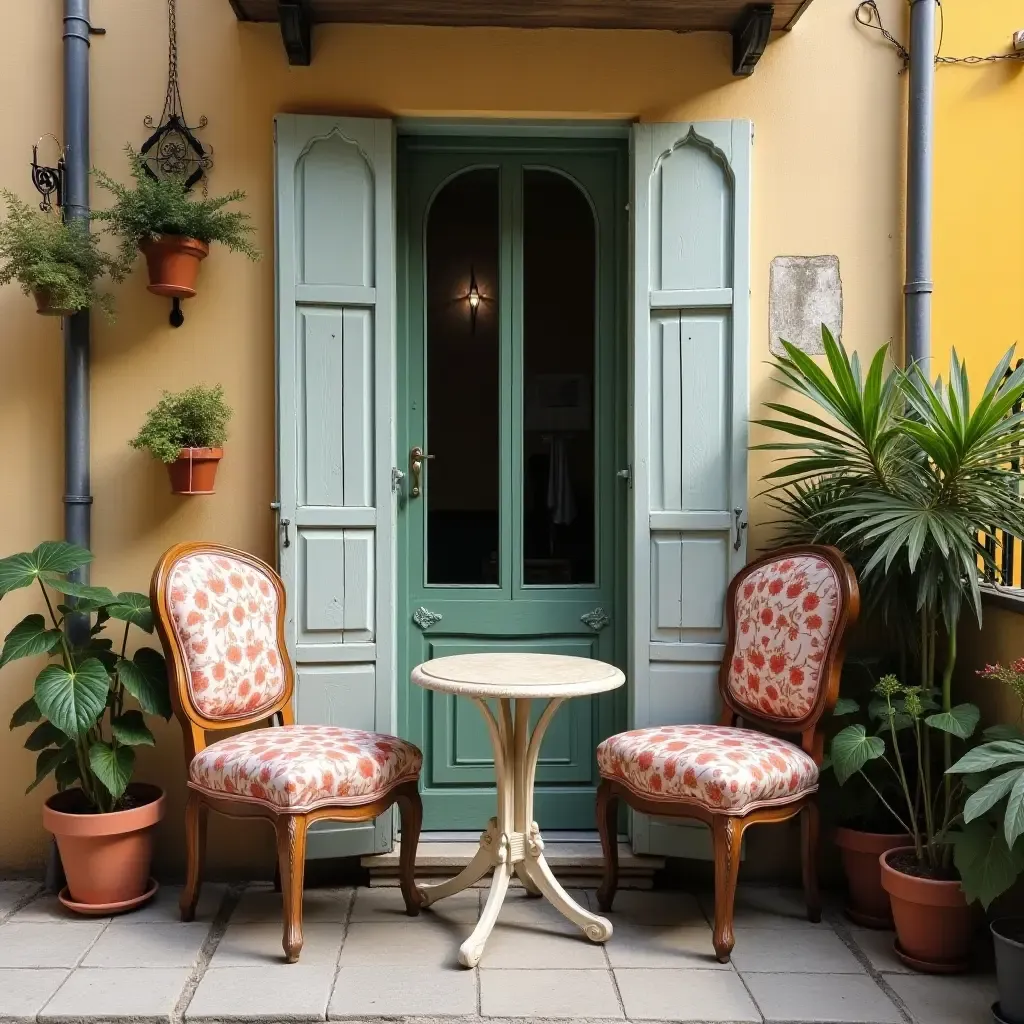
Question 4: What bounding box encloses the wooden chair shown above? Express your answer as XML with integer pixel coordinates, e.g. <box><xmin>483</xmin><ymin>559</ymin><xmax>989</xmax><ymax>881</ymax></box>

<box><xmin>596</xmin><ymin>545</ymin><xmax>859</xmax><ymax>962</ymax></box>
<box><xmin>152</xmin><ymin>541</ymin><xmax>424</xmax><ymax>962</ymax></box>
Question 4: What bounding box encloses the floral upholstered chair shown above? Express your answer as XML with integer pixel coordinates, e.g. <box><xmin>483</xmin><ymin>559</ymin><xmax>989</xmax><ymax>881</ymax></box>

<box><xmin>152</xmin><ymin>542</ymin><xmax>423</xmax><ymax>962</ymax></box>
<box><xmin>595</xmin><ymin>545</ymin><xmax>859</xmax><ymax>962</ymax></box>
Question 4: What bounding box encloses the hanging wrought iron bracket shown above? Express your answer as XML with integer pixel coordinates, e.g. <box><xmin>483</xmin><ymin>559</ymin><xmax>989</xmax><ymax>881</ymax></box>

<box><xmin>31</xmin><ymin>136</ymin><xmax>66</xmax><ymax>213</ymax></box>
<box><xmin>731</xmin><ymin>4</ymin><xmax>774</xmax><ymax>76</ymax></box>
<box><xmin>169</xmin><ymin>299</ymin><xmax>185</xmax><ymax>328</ymax></box>
<box><xmin>278</xmin><ymin>0</ymin><xmax>312</xmax><ymax>66</ymax></box>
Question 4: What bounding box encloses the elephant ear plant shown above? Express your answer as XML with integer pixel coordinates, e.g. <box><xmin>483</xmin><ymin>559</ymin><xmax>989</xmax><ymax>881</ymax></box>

<box><xmin>1</xmin><ymin>541</ymin><xmax>171</xmax><ymax>812</ymax></box>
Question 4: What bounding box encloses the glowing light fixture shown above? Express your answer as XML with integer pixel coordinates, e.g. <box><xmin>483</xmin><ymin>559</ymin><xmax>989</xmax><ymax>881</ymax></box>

<box><xmin>467</xmin><ymin>267</ymin><xmax>481</xmax><ymax>333</ymax></box>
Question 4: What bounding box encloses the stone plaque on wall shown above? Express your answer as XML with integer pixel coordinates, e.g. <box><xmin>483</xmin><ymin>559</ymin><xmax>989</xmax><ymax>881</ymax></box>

<box><xmin>769</xmin><ymin>255</ymin><xmax>843</xmax><ymax>356</ymax></box>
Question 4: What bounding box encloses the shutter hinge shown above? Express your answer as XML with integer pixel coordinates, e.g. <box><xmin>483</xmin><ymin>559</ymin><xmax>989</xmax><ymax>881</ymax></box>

<box><xmin>392</xmin><ymin>467</ymin><xmax>405</xmax><ymax>492</ymax></box>
<box><xmin>616</xmin><ymin>466</ymin><xmax>633</xmax><ymax>488</ymax></box>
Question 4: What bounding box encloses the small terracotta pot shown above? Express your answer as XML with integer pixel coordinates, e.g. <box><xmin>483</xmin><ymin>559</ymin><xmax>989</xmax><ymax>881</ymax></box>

<box><xmin>835</xmin><ymin>827</ymin><xmax>910</xmax><ymax>928</ymax></box>
<box><xmin>167</xmin><ymin>447</ymin><xmax>223</xmax><ymax>495</ymax></box>
<box><xmin>139</xmin><ymin>235</ymin><xmax>209</xmax><ymax>298</ymax></box>
<box><xmin>879</xmin><ymin>846</ymin><xmax>973</xmax><ymax>972</ymax></box>
<box><xmin>43</xmin><ymin>784</ymin><xmax>165</xmax><ymax>910</ymax></box>
<box><xmin>32</xmin><ymin>287</ymin><xmax>74</xmax><ymax>317</ymax></box>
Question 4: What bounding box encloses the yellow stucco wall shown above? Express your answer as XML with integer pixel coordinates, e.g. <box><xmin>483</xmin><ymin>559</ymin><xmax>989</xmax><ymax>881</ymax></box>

<box><xmin>0</xmin><ymin>0</ymin><xmax>907</xmax><ymax>874</ymax></box>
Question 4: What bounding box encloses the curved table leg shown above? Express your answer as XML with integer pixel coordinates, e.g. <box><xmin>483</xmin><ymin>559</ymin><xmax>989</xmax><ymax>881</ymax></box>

<box><xmin>519</xmin><ymin>841</ymin><xmax>613</xmax><ymax>942</ymax></box>
<box><xmin>514</xmin><ymin>861</ymin><xmax>542</xmax><ymax>896</ymax></box>
<box><xmin>418</xmin><ymin>818</ymin><xmax>499</xmax><ymax>908</ymax></box>
<box><xmin>459</xmin><ymin>849</ymin><xmax>513</xmax><ymax>967</ymax></box>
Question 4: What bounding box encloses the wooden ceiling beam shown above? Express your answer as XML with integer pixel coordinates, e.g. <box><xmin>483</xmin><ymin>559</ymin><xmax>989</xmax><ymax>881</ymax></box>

<box><xmin>278</xmin><ymin>0</ymin><xmax>312</xmax><ymax>65</ymax></box>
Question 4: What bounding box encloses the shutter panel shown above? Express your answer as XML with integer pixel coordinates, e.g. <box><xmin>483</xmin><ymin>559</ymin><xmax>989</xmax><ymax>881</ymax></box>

<box><xmin>628</xmin><ymin>121</ymin><xmax>751</xmax><ymax>858</ymax></box>
<box><xmin>275</xmin><ymin>115</ymin><xmax>396</xmax><ymax>858</ymax></box>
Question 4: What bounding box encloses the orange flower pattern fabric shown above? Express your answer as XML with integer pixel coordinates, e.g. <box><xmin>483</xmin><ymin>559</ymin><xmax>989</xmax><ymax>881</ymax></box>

<box><xmin>597</xmin><ymin>724</ymin><xmax>817</xmax><ymax>813</ymax></box>
<box><xmin>189</xmin><ymin>724</ymin><xmax>423</xmax><ymax>811</ymax></box>
<box><xmin>167</xmin><ymin>552</ymin><xmax>287</xmax><ymax>720</ymax></box>
<box><xmin>725</xmin><ymin>554</ymin><xmax>841</xmax><ymax>721</ymax></box>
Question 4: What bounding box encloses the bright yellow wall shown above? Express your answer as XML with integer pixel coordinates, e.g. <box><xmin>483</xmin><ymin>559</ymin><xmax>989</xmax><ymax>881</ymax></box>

<box><xmin>0</xmin><ymin>0</ymin><xmax>905</xmax><ymax>874</ymax></box>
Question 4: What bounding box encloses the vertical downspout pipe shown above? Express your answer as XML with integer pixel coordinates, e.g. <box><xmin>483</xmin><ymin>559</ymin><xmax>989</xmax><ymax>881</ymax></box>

<box><xmin>63</xmin><ymin>0</ymin><xmax>92</xmax><ymax>617</ymax></box>
<box><xmin>905</xmin><ymin>0</ymin><xmax>936</xmax><ymax>368</ymax></box>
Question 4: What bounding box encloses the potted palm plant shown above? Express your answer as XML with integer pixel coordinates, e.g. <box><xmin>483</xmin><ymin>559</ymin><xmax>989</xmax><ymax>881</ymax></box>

<box><xmin>2</xmin><ymin>541</ymin><xmax>171</xmax><ymax>913</ymax></box>
<box><xmin>130</xmin><ymin>383</ymin><xmax>231</xmax><ymax>494</ymax></box>
<box><xmin>759</xmin><ymin>328</ymin><xmax>1024</xmax><ymax>971</ymax></box>
<box><xmin>0</xmin><ymin>189</ymin><xmax>122</xmax><ymax>319</ymax></box>
<box><xmin>93</xmin><ymin>146</ymin><xmax>259</xmax><ymax>299</ymax></box>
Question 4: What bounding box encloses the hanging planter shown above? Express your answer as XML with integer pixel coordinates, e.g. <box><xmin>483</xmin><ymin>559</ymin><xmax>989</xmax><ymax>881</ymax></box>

<box><xmin>139</xmin><ymin>235</ymin><xmax>209</xmax><ymax>298</ymax></box>
<box><xmin>130</xmin><ymin>384</ymin><xmax>232</xmax><ymax>496</ymax></box>
<box><xmin>32</xmin><ymin>287</ymin><xmax>76</xmax><ymax>318</ymax></box>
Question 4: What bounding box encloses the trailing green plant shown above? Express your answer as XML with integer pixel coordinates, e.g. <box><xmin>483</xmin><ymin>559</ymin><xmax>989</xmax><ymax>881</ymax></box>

<box><xmin>0</xmin><ymin>190</ymin><xmax>123</xmax><ymax>320</ymax></box>
<box><xmin>92</xmin><ymin>146</ymin><xmax>259</xmax><ymax>269</ymax></box>
<box><xmin>2</xmin><ymin>542</ymin><xmax>170</xmax><ymax>814</ymax></box>
<box><xmin>130</xmin><ymin>383</ymin><xmax>232</xmax><ymax>463</ymax></box>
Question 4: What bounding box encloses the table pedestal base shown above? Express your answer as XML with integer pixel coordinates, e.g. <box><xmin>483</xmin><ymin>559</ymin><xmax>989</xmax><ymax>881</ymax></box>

<box><xmin>416</xmin><ymin>696</ymin><xmax>614</xmax><ymax>968</ymax></box>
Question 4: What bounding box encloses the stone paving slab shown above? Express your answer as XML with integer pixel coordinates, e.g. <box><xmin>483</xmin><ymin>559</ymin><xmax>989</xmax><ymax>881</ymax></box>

<box><xmin>329</xmin><ymin>965</ymin><xmax>478</xmax><ymax>1018</ymax></box>
<box><xmin>0</xmin><ymin>969</ymin><xmax>69</xmax><ymax>1022</ymax></box>
<box><xmin>38</xmin><ymin>967</ymin><xmax>193</xmax><ymax>1023</ymax></box>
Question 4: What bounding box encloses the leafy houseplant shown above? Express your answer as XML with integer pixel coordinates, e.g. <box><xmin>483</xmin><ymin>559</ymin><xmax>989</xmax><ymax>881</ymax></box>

<box><xmin>93</xmin><ymin>146</ymin><xmax>259</xmax><ymax>300</ymax></box>
<box><xmin>0</xmin><ymin>190</ymin><xmax>123</xmax><ymax>319</ymax></box>
<box><xmin>130</xmin><ymin>383</ymin><xmax>232</xmax><ymax>495</ymax></box>
<box><xmin>1</xmin><ymin>541</ymin><xmax>170</xmax><ymax>911</ymax></box>
<box><xmin>759</xmin><ymin>328</ymin><xmax>1024</xmax><ymax>969</ymax></box>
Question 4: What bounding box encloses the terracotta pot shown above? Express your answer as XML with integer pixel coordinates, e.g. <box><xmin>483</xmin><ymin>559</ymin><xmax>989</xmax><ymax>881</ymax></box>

<box><xmin>42</xmin><ymin>784</ymin><xmax>164</xmax><ymax>910</ymax></box>
<box><xmin>879</xmin><ymin>846</ymin><xmax>973</xmax><ymax>972</ymax></box>
<box><xmin>32</xmin><ymin>287</ymin><xmax>74</xmax><ymax>317</ymax></box>
<box><xmin>167</xmin><ymin>447</ymin><xmax>223</xmax><ymax>495</ymax></box>
<box><xmin>139</xmin><ymin>236</ymin><xmax>209</xmax><ymax>298</ymax></box>
<box><xmin>835</xmin><ymin>827</ymin><xmax>910</xmax><ymax>928</ymax></box>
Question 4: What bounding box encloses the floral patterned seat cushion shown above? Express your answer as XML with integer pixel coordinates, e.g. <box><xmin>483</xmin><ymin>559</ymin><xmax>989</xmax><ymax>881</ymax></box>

<box><xmin>597</xmin><ymin>724</ymin><xmax>817</xmax><ymax>813</ymax></box>
<box><xmin>189</xmin><ymin>725</ymin><xmax>423</xmax><ymax>811</ymax></box>
<box><xmin>726</xmin><ymin>554</ymin><xmax>842</xmax><ymax>721</ymax></box>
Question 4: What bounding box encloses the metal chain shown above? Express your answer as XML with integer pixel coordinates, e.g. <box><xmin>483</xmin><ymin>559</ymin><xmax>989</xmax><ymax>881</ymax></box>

<box><xmin>856</xmin><ymin>0</ymin><xmax>1024</xmax><ymax>70</ymax></box>
<box><xmin>167</xmin><ymin>0</ymin><xmax>178</xmax><ymax>87</ymax></box>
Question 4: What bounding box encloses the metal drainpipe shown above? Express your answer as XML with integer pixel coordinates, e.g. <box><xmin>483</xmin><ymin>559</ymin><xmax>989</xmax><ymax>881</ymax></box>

<box><xmin>905</xmin><ymin>0</ymin><xmax>936</xmax><ymax>368</ymax></box>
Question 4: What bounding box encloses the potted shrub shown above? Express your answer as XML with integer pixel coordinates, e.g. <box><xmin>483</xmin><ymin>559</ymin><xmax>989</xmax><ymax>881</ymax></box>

<box><xmin>130</xmin><ymin>383</ymin><xmax>231</xmax><ymax>494</ymax></box>
<box><xmin>93</xmin><ymin>146</ymin><xmax>259</xmax><ymax>299</ymax></box>
<box><xmin>2</xmin><ymin>541</ymin><xmax>171</xmax><ymax>913</ymax></box>
<box><xmin>759</xmin><ymin>329</ymin><xmax>1024</xmax><ymax>971</ymax></box>
<box><xmin>0</xmin><ymin>190</ymin><xmax>122</xmax><ymax>319</ymax></box>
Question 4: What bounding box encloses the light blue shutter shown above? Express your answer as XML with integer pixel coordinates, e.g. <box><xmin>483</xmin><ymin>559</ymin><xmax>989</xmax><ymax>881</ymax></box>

<box><xmin>275</xmin><ymin>115</ymin><xmax>396</xmax><ymax>858</ymax></box>
<box><xmin>629</xmin><ymin>121</ymin><xmax>751</xmax><ymax>858</ymax></box>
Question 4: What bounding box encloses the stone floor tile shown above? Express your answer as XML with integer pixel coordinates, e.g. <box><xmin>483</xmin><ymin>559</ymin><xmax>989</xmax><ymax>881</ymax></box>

<box><xmin>745</xmin><ymin>972</ymin><xmax>903</xmax><ymax>1023</ymax></box>
<box><xmin>350</xmin><ymin>885</ymin><xmax>479</xmax><ymax>924</ymax></box>
<box><xmin>105</xmin><ymin>884</ymin><xmax>226</xmax><ymax>925</ymax></box>
<box><xmin>329</xmin><ymin>965</ymin><xmax>477</xmax><ymax>1017</ymax></box>
<box><xmin>884</xmin><ymin>972</ymin><xmax>997</xmax><ymax>1024</ymax></box>
<box><xmin>39</xmin><ymin>967</ymin><xmax>192</xmax><ymax>1021</ymax></box>
<box><xmin>10</xmin><ymin>895</ymin><xmax>111</xmax><ymax>923</ymax></box>
<box><xmin>82</xmin><ymin>922</ymin><xmax>211</xmax><ymax>968</ymax></box>
<box><xmin>0</xmin><ymin>882</ymin><xmax>41</xmax><ymax>918</ymax></box>
<box><xmin>495</xmin><ymin>887</ymin><xmax>591</xmax><ymax>929</ymax></box>
<box><xmin>604</xmin><ymin>920</ymin><xmax>728</xmax><ymax>969</ymax></box>
<box><xmin>731</xmin><ymin>925</ymin><xmax>865</xmax><ymax>973</ymax></box>
<box><xmin>603</xmin><ymin>888</ymin><xmax>705</xmax><ymax>927</ymax></box>
<box><xmin>614</xmin><ymin>967</ymin><xmax>761</xmax><ymax>1022</ymax></box>
<box><xmin>699</xmin><ymin>885</ymin><xmax>822</xmax><ymax>929</ymax></box>
<box><xmin>0</xmin><ymin>969</ymin><xmax>69</xmax><ymax>1020</ymax></box>
<box><xmin>211</xmin><ymin>922</ymin><xmax>343</xmax><ymax>967</ymax></box>
<box><xmin>481</xmin><ymin>921</ymin><xmax>609</xmax><ymax>968</ymax></box>
<box><xmin>231</xmin><ymin>886</ymin><xmax>351</xmax><ymax>924</ymax></box>
<box><xmin>845</xmin><ymin>927</ymin><xmax>911</xmax><ymax>973</ymax></box>
<box><xmin>480</xmin><ymin>967</ymin><xmax>623</xmax><ymax>1018</ymax></box>
<box><xmin>185</xmin><ymin>965</ymin><xmax>335</xmax><ymax>1021</ymax></box>
<box><xmin>339</xmin><ymin>920</ymin><xmax>472</xmax><ymax>968</ymax></box>
<box><xmin>0</xmin><ymin>922</ymin><xmax>107</xmax><ymax>968</ymax></box>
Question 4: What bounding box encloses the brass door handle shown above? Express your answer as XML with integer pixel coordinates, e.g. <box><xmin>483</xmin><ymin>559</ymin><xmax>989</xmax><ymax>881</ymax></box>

<box><xmin>410</xmin><ymin>446</ymin><xmax>435</xmax><ymax>498</ymax></box>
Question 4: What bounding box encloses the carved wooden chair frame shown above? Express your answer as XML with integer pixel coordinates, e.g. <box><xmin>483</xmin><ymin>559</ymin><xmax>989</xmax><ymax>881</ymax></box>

<box><xmin>152</xmin><ymin>541</ymin><xmax>423</xmax><ymax>962</ymax></box>
<box><xmin>596</xmin><ymin>544</ymin><xmax>859</xmax><ymax>962</ymax></box>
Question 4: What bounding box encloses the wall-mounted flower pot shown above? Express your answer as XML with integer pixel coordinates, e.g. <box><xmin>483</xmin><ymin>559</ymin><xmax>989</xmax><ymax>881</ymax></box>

<box><xmin>42</xmin><ymin>783</ymin><xmax>165</xmax><ymax>913</ymax></box>
<box><xmin>32</xmin><ymin>287</ymin><xmax>74</xmax><ymax>317</ymax></box>
<box><xmin>835</xmin><ymin>827</ymin><xmax>910</xmax><ymax>928</ymax></box>
<box><xmin>167</xmin><ymin>447</ymin><xmax>223</xmax><ymax>495</ymax></box>
<box><xmin>139</xmin><ymin>235</ymin><xmax>209</xmax><ymax>298</ymax></box>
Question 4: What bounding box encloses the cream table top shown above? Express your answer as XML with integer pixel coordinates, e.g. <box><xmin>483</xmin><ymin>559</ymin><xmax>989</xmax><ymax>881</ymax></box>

<box><xmin>411</xmin><ymin>652</ymin><xmax>625</xmax><ymax>699</ymax></box>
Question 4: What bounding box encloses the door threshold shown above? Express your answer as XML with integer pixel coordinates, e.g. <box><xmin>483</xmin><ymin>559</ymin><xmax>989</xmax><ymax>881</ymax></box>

<box><xmin>418</xmin><ymin>830</ymin><xmax>609</xmax><ymax>843</ymax></box>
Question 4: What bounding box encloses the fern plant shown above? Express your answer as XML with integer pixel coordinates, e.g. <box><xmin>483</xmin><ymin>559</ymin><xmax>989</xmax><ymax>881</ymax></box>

<box><xmin>130</xmin><ymin>384</ymin><xmax>232</xmax><ymax>463</ymax></box>
<box><xmin>93</xmin><ymin>147</ymin><xmax>259</xmax><ymax>270</ymax></box>
<box><xmin>0</xmin><ymin>190</ymin><xmax>123</xmax><ymax>320</ymax></box>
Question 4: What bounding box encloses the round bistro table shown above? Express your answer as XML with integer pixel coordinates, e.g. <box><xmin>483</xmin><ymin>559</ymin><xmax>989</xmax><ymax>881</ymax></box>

<box><xmin>411</xmin><ymin>652</ymin><xmax>626</xmax><ymax>968</ymax></box>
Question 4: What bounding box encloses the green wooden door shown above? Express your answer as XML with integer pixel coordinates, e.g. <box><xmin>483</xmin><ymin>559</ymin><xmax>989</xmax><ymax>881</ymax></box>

<box><xmin>398</xmin><ymin>137</ymin><xmax>627</xmax><ymax>830</ymax></box>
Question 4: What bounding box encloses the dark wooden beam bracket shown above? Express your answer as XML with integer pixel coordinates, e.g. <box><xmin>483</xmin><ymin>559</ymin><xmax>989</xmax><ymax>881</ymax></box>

<box><xmin>278</xmin><ymin>0</ymin><xmax>312</xmax><ymax>65</ymax></box>
<box><xmin>731</xmin><ymin>4</ymin><xmax>774</xmax><ymax>76</ymax></box>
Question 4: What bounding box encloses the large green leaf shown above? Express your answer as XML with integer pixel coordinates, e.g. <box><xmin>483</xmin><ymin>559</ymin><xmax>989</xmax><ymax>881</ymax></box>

<box><xmin>54</xmin><ymin>756</ymin><xmax>81</xmax><ymax>791</ymax></box>
<box><xmin>33</xmin><ymin>658</ymin><xmax>109</xmax><ymax>737</ymax></box>
<box><xmin>985</xmin><ymin>724</ymin><xmax>1024</xmax><ymax>742</ymax></box>
<box><xmin>963</xmin><ymin>768</ymin><xmax>1024</xmax><ymax>823</ymax></box>
<box><xmin>948</xmin><ymin>740</ymin><xmax>1024</xmax><ymax>776</ymax></box>
<box><xmin>26</xmin><ymin>743</ymin><xmax>75</xmax><ymax>794</ymax></box>
<box><xmin>831</xmin><ymin>725</ymin><xmax>886</xmax><ymax>785</ymax></box>
<box><xmin>1006</xmin><ymin>771</ymin><xmax>1024</xmax><ymax>848</ymax></box>
<box><xmin>925</xmin><ymin>703</ymin><xmax>980</xmax><ymax>741</ymax></box>
<box><xmin>118</xmin><ymin>649</ymin><xmax>171</xmax><ymax>719</ymax></box>
<box><xmin>105</xmin><ymin>592</ymin><xmax>154</xmax><ymax>633</ymax></box>
<box><xmin>23</xmin><ymin>721</ymin><xmax>68</xmax><ymax>752</ymax></box>
<box><xmin>8</xmin><ymin>695</ymin><xmax>42</xmax><ymax>729</ymax></box>
<box><xmin>0</xmin><ymin>542</ymin><xmax>92</xmax><ymax>596</ymax></box>
<box><xmin>89</xmin><ymin>742</ymin><xmax>135</xmax><ymax>802</ymax></box>
<box><xmin>111</xmin><ymin>710</ymin><xmax>155</xmax><ymax>747</ymax></box>
<box><xmin>0</xmin><ymin>615</ymin><xmax>63</xmax><ymax>669</ymax></box>
<box><xmin>40</xmin><ymin>577</ymin><xmax>115</xmax><ymax>605</ymax></box>
<box><xmin>833</xmin><ymin>697</ymin><xmax>860</xmax><ymax>716</ymax></box>
<box><xmin>951</xmin><ymin>820</ymin><xmax>1024</xmax><ymax>909</ymax></box>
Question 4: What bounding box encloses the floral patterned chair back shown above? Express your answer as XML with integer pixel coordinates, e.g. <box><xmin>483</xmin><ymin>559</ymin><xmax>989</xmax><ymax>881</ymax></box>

<box><xmin>152</xmin><ymin>543</ymin><xmax>293</xmax><ymax>739</ymax></box>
